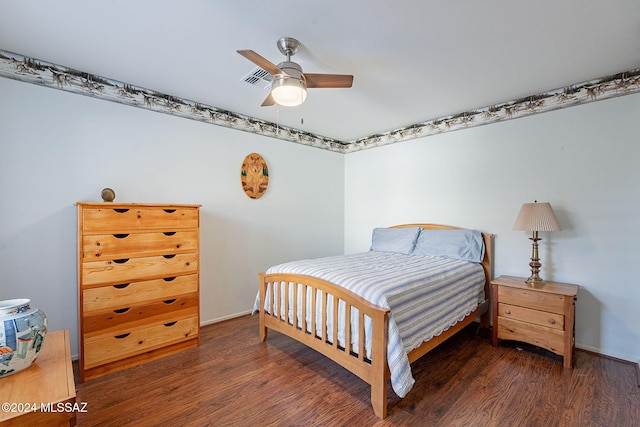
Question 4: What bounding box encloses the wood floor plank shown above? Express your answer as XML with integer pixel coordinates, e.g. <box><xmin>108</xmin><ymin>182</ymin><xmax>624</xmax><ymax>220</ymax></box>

<box><xmin>74</xmin><ymin>314</ymin><xmax>640</xmax><ymax>426</ymax></box>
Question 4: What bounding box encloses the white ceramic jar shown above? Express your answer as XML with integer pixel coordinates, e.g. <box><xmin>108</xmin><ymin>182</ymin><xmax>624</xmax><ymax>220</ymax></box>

<box><xmin>0</xmin><ymin>299</ymin><xmax>47</xmax><ymax>377</ymax></box>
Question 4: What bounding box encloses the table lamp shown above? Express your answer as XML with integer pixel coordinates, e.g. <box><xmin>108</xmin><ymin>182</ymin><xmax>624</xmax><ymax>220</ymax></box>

<box><xmin>513</xmin><ymin>201</ymin><xmax>561</xmax><ymax>285</ymax></box>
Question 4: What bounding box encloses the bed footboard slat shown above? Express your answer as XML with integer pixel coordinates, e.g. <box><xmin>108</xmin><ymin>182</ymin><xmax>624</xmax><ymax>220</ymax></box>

<box><xmin>332</xmin><ymin>297</ymin><xmax>339</xmax><ymax>349</ymax></box>
<box><xmin>358</xmin><ymin>310</ymin><xmax>365</xmax><ymax>362</ymax></box>
<box><xmin>345</xmin><ymin>302</ymin><xmax>352</xmax><ymax>355</ymax></box>
<box><xmin>301</xmin><ymin>283</ymin><xmax>308</xmax><ymax>334</ymax></box>
<box><xmin>321</xmin><ymin>291</ymin><xmax>328</xmax><ymax>342</ymax></box>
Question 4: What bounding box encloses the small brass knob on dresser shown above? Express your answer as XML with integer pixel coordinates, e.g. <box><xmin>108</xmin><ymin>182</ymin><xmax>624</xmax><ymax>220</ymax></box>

<box><xmin>505</xmin><ymin>309</ymin><xmax>511</xmax><ymax>315</ymax></box>
<box><xmin>548</xmin><ymin>318</ymin><xmax>556</xmax><ymax>324</ymax></box>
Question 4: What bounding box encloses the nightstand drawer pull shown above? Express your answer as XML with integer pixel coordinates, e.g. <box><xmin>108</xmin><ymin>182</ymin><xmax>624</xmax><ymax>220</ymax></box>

<box><xmin>163</xmin><ymin>254</ymin><xmax>176</xmax><ymax>259</ymax></box>
<box><xmin>163</xmin><ymin>209</ymin><xmax>177</xmax><ymax>213</ymax></box>
<box><xmin>163</xmin><ymin>277</ymin><xmax>177</xmax><ymax>282</ymax></box>
<box><xmin>164</xmin><ymin>321</ymin><xmax>177</xmax><ymax>327</ymax></box>
<box><xmin>114</xmin><ymin>209</ymin><xmax>129</xmax><ymax>213</ymax></box>
<box><xmin>113</xmin><ymin>258</ymin><xmax>129</xmax><ymax>264</ymax></box>
<box><xmin>163</xmin><ymin>299</ymin><xmax>177</xmax><ymax>304</ymax></box>
<box><xmin>163</xmin><ymin>232</ymin><xmax>176</xmax><ymax>236</ymax></box>
<box><xmin>548</xmin><ymin>318</ymin><xmax>556</xmax><ymax>324</ymax></box>
<box><xmin>114</xmin><ymin>333</ymin><xmax>131</xmax><ymax>339</ymax></box>
<box><xmin>505</xmin><ymin>309</ymin><xmax>511</xmax><ymax>315</ymax></box>
<box><xmin>113</xmin><ymin>307</ymin><xmax>131</xmax><ymax>314</ymax></box>
<box><xmin>113</xmin><ymin>233</ymin><xmax>129</xmax><ymax>239</ymax></box>
<box><xmin>113</xmin><ymin>283</ymin><xmax>130</xmax><ymax>289</ymax></box>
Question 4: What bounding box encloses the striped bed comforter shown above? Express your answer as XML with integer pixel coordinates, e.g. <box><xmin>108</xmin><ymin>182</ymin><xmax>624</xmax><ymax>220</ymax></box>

<box><xmin>254</xmin><ymin>251</ymin><xmax>485</xmax><ymax>398</ymax></box>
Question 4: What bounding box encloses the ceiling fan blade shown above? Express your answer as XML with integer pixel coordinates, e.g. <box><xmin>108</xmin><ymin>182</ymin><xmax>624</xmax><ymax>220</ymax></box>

<box><xmin>237</xmin><ymin>50</ymin><xmax>284</xmax><ymax>76</ymax></box>
<box><xmin>261</xmin><ymin>93</ymin><xmax>275</xmax><ymax>107</ymax></box>
<box><xmin>304</xmin><ymin>73</ymin><xmax>353</xmax><ymax>88</ymax></box>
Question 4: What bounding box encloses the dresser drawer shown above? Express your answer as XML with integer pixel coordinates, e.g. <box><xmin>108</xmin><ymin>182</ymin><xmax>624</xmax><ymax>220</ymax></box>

<box><xmin>82</xmin><ymin>231</ymin><xmax>199</xmax><ymax>261</ymax></box>
<box><xmin>498</xmin><ymin>286</ymin><xmax>565</xmax><ymax>313</ymax></box>
<box><xmin>84</xmin><ymin>316</ymin><xmax>199</xmax><ymax>369</ymax></box>
<box><xmin>497</xmin><ymin>317</ymin><xmax>565</xmax><ymax>355</ymax></box>
<box><xmin>498</xmin><ymin>302</ymin><xmax>564</xmax><ymax>330</ymax></box>
<box><xmin>83</xmin><ymin>274</ymin><xmax>198</xmax><ymax>312</ymax></box>
<box><xmin>82</xmin><ymin>253</ymin><xmax>198</xmax><ymax>286</ymax></box>
<box><xmin>82</xmin><ymin>207</ymin><xmax>199</xmax><ymax>234</ymax></box>
<box><xmin>83</xmin><ymin>295</ymin><xmax>199</xmax><ymax>335</ymax></box>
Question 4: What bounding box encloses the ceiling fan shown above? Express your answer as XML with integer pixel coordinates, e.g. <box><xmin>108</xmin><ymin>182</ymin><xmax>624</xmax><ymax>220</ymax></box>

<box><xmin>237</xmin><ymin>37</ymin><xmax>353</xmax><ymax>107</ymax></box>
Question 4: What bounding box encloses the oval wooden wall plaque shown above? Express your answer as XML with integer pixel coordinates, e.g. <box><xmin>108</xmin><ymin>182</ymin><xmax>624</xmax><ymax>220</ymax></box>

<box><xmin>241</xmin><ymin>153</ymin><xmax>269</xmax><ymax>199</ymax></box>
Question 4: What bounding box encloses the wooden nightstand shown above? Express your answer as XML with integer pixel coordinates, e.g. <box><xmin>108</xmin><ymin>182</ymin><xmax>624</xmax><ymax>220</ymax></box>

<box><xmin>491</xmin><ymin>275</ymin><xmax>578</xmax><ymax>368</ymax></box>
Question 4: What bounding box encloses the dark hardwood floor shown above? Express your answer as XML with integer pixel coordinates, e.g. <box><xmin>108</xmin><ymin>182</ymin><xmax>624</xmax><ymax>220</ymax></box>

<box><xmin>74</xmin><ymin>315</ymin><xmax>639</xmax><ymax>426</ymax></box>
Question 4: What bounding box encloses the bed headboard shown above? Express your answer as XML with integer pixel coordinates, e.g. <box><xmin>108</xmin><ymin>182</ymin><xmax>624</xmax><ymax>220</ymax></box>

<box><xmin>390</xmin><ymin>223</ymin><xmax>494</xmax><ymax>292</ymax></box>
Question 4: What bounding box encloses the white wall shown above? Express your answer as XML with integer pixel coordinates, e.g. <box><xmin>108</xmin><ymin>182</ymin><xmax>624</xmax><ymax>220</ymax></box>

<box><xmin>0</xmin><ymin>77</ymin><xmax>344</xmax><ymax>357</ymax></box>
<box><xmin>345</xmin><ymin>93</ymin><xmax>640</xmax><ymax>363</ymax></box>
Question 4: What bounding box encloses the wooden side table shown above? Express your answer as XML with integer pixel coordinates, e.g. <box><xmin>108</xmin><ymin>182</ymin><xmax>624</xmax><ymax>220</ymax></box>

<box><xmin>0</xmin><ymin>330</ymin><xmax>77</xmax><ymax>426</ymax></box>
<box><xmin>491</xmin><ymin>275</ymin><xmax>578</xmax><ymax>368</ymax></box>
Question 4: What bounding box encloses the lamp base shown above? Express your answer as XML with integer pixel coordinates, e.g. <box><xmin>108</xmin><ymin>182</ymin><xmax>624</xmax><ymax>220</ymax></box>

<box><xmin>526</xmin><ymin>231</ymin><xmax>545</xmax><ymax>286</ymax></box>
<box><xmin>525</xmin><ymin>274</ymin><xmax>545</xmax><ymax>286</ymax></box>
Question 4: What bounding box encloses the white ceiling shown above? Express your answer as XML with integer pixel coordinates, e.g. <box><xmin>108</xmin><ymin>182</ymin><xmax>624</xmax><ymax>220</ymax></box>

<box><xmin>2</xmin><ymin>1</ymin><xmax>639</xmax><ymax>142</ymax></box>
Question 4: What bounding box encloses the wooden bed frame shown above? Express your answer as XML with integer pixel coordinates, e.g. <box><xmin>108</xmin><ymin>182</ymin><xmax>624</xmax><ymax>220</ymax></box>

<box><xmin>258</xmin><ymin>224</ymin><xmax>493</xmax><ymax>419</ymax></box>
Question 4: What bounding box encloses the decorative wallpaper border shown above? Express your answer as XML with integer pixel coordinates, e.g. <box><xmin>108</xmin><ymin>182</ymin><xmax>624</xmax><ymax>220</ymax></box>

<box><xmin>0</xmin><ymin>50</ymin><xmax>347</xmax><ymax>152</ymax></box>
<box><xmin>346</xmin><ymin>69</ymin><xmax>640</xmax><ymax>153</ymax></box>
<box><xmin>1</xmin><ymin>49</ymin><xmax>639</xmax><ymax>154</ymax></box>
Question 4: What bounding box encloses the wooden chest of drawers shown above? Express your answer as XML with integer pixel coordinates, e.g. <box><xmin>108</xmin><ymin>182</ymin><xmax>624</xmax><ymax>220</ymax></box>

<box><xmin>77</xmin><ymin>202</ymin><xmax>201</xmax><ymax>381</ymax></box>
<box><xmin>491</xmin><ymin>275</ymin><xmax>578</xmax><ymax>368</ymax></box>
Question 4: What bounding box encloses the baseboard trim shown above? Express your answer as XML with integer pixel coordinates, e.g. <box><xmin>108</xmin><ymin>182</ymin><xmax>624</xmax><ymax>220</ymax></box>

<box><xmin>200</xmin><ymin>310</ymin><xmax>252</xmax><ymax>327</ymax></box>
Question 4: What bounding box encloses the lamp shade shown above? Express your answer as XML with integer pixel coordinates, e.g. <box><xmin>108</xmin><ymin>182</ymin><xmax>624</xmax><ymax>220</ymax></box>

<box><xmin>271</xmin><ymin>76</ymin><xmax>307</xmax><ymax>107</ymax></box>
<box><xmin>513</xmin><ymin>202</ymin><xmax>561</xmax><ymax>232</ymax></box>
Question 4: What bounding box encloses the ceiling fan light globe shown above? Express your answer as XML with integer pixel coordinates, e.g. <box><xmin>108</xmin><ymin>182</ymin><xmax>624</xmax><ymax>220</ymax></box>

<box><xmin>271</xmin><ymin>76</ymin><xmax>307</xmax><ymax>107</ymax></box>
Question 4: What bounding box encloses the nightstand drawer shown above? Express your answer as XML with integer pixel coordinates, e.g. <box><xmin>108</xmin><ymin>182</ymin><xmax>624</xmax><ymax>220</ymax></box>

<box><xmin>498</xmin><ymin>302</ymin><xmax>564</xmax><ymax>330</ymax></box>
<box><xmin>497</xmin><ymin>317</ymin><xmax>565</xmax><ymax>355</ymax></box>
<box><xmin>499</xmin><ymin>286</ymin><xmax>565</xmax><ymax>313</ymax></box>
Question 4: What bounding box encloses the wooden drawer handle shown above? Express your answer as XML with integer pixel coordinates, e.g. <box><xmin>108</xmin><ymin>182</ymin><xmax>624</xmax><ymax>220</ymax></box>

<box><xmin>113</xmin><ymin>283</ymin><xmax>130</xmax><ymax>289</ymax></box>
<box><xmin>114</xmin><ymin>333</ymin><xmax>131</xmax><ymax>339</ymax></box>
<box><xmin>113</xmin><ymin>258</ymin><xmax>129</xmax><ymax>264</ymax></box>
<box><xmin>113</xmin><ymin>233</ymin><xmax>129</xmax><ymax>239</ymax></box>
<box><xmin>114</xmin><ymin>209</ymin><xmax>129</xmax><ymax>213</ymax></box>
<box><xmin>163</xmin><ymin>254</ymin><xmax>176</xmax><ymax>259</ymax></box>
<box><xmin>548</xmin><ymin>319</ymin><xmax>556</xmax><ymax>324</ymax></box>
<box><xmin>163</xmin><ymin>299</ymin><xmax>177</xmax><ymax>304</ymax></box>
<box><xmin>163</xmin><ymin>277</ymin><xmax>176</xmax><ymax>282</ymax></box>
<box><xmin>163</xmin><ymin>321</ymin><xmax>178</xmax><ymax>327</ymax></box>
<box><xmin>504</xmin><ymin>309</ymin><xmax>511</xmax><ymax>315</ymax></box>
<box><xmin>163</xmin><ymin>232</ymin><xmax>176</xmax><ymax>236</ymax></box>
<box><xmin>113</xmin><ymin>307</ymin><xmax>131</xmax><ymax>314</ymax></box>
<box><xmin>163</xmin><ymin>209</ymin><xmax>176</xmax><ymax>213</ymax></box>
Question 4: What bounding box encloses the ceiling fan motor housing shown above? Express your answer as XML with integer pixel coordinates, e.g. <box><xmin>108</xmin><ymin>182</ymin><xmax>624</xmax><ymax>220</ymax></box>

<box><xmin>277</xmin><ymin>61</ymin><xmax>304</xmax><ymax>81</ymax></box>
